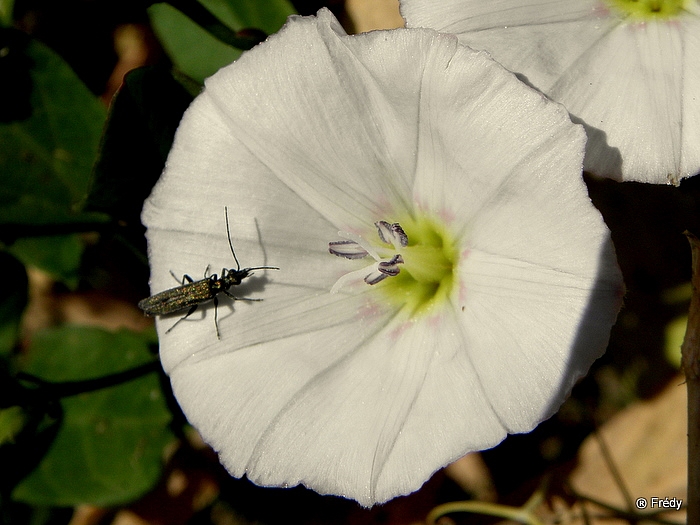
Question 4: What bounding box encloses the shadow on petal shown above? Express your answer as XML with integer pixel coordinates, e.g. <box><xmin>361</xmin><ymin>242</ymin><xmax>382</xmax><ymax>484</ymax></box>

<box><xmin>542</xmin><ymin>238</ymin><xmax>624</xmax><ymax>419</ymax></box>
<box><xmin>570</xmin><ymin>115</ymin><xmax>624</xmax><ymax>182</ymax></box>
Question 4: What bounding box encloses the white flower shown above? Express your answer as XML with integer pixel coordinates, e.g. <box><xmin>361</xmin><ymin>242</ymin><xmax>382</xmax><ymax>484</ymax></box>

<box><xmin>141</xmin><ymin>8</ymin><xmax>623</xmax><ymax>507</ymax></box>
<box><xmin>400</xmin><ymin>0</ymin><xmax>700</xmax><ymax>185</ymax></box>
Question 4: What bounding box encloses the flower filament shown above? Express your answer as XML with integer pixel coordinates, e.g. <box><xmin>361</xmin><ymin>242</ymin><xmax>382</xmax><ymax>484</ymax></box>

<box><xmin>329</xmin><ymin>216</ymin><xmax>459</xmax><ymax>317</ymax></box>
<box><xmin>329</xmin><ymin>221</ymin><xmax>408</xmax><ymax>291</ymax></box>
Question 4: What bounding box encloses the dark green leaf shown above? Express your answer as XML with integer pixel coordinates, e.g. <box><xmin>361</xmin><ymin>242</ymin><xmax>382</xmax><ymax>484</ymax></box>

<box><xmin>0</xmin><ymin>0</ymin><xmax>14</xmax><ymax>28</ymax></box>
<box><xmin>0</xmin><ymin>36</ymin><xmax>106</xmax><ymax>227</ymax></box>
<box><xmin>0</xmin><ymin>356</ymin><xmax>63</xmax><ymax>497</ymax></box>
<box><xmin>0</xmin><ymin>29</ymin><xmax>31</xmax><ymax>122</ymax></box>
<box><xmin>86</xmin><ymin>66</ymin><xmax>194</xmax><ymax>269</ymax></box>
<box><xmin>149</xmin><ymin>0</ymin><xmax>296</xmax><ymax>84</ymax></box>
<box><xmin>0</xmin><ymin>33</ymin><xmax>108</xmax><ymax>285</ymax></box>
<box><xmin>86</xmin><ymin>66</ymin><xmax>193</xmax><ymax>225</ymax></box>
<box><xmin>11</xmin><ymin>326</ymin><xmax>173</xmax><ymax>506</ymax></box>
<box><xmin>203</xmin><ymin>0</ymin><xmax>296</xmax><ymax>33</ymax></box>
<box><xmin>149</xmin><ymin>2</ymin><xmax>242</xmax><ymax>84</ymax></box>
<box><xmin>0</xmin><ymin>251</ymin><xmax>27</xmax><ymax>356</ymax></box>
<box><xmin>7</xmin><ymin>235</ymin><xmax>82</xmax><ymax>289</ymax></box>
<box><xmin>0</xmin><ymin>406</ymin><xmax>25</xmax><ymax>445</ymax></box>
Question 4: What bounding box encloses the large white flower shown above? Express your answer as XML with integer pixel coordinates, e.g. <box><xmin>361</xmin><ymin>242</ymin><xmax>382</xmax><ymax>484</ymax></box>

<box><xmin>141</xmin><ymin>8</ymin><xmax>623</xmax><ymax>507</ymax></box>
<box><xmin>400</xmin><ymin>0</ymin><xmax>700</xmax><ymax>185</ymax></box>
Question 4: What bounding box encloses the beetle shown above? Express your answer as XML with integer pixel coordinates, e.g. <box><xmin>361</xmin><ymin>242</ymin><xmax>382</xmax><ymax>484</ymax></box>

<box><xmin>138</xmin><ymin>207</ymin><xmax>278</xmax><ymax>338</ymax></box>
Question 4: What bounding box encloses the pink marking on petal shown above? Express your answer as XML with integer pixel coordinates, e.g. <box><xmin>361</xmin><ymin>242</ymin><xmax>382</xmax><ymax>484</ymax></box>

<box><xmin>459</xmin><ymin>282</ymin><xmax>468</xmax><ymax>303</ymax></box>
<box><xmin>411</xmin><ymin>199</ymin><xmax>456</xmax><ymax>225</ymax></box>
<box><xmin>437</xmin><ymin>208</ymin><xmax>456</xmax><ymax>224</ymax></box>
<box><xmin>357</xmin><ymin>298</ymin><xmax>384</xmax><ymax>321</ymax></box>
<box><xmin>427</xmin><ymin>314</ymin><xmax>444</xmax><ymax>329</ymax></box>
<box><xmin>389</xmin><ymin>320</ymin><xmax>412</xmax><ymax>342</ymax></box>
<box><xmin>593</xmin><ymin>2</ymin><xmax>612</xmax><ymax>17</ymax></box>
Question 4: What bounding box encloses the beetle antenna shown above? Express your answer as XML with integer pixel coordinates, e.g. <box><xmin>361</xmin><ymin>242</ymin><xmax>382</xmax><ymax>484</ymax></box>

<box><xmin>247</xmin><ymin>265</ymin><xmax>280</xmax><ymax>272</ymax></box>
<box><xmin>224</xmin><ymin>206</ymin><xmax>241</xmax><ymax>270</ymax></box>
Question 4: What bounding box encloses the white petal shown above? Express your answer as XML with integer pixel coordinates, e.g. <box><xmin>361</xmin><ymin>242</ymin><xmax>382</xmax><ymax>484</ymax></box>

<box><xmin>459</xmin><ymin>242</ymin><xmax>621</xmax><ymax>429</ymax></box>
<box><xmin>196</xmin><ymin>9</ymin><xmax>461</xmax><ymax>227</ymax></box>
<box><xmin>401</xmin><ymin>0</ymin><xmax>700</xmax><ymax>183</ymax></box>
<box><xmin>408</xmin><ymin>41</ymin><xmax>587</xmax><ymax>224</ymax></box>
<box><xmin>680</xmin><ymin>17</ymin><xmax>700</xmax><ymax>179</ymax></box>
<box><xmin>445</xmin><ymin>84</ymin><xmax>624</xmax><ymax>415</ymax></box>
<box><xmin>553</xmin><ymin>22</ymin><xmax>685</xmax><ymax>183</ymax></box>
<box><xmin>142</xmin><ymin>8</ymin><xmax>623</xmax><ymax>508</ymax></box>
<box><xmin>169</xmin><ymin>308</ymin><xmax>509</xmax><ymax>506</ymax></box>
<box><xmin>401</xmin><ymin>0</ymin><xmax>611</xmax><ymax>94</ymax></box>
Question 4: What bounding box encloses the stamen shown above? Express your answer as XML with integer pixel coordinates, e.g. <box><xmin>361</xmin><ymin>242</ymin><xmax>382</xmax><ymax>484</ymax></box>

<box><xmin>329</xmin><ymin>223</ymin><xmax>408</xmax><ymax>293</ymax></box>
<box><xmin>364</xmin><ymin>268</ymin><xmax>390</xmax><ymax>286</ymax></box>
<box><xmin>330</xmin><ymin>264</ymin><xmax>378</xmax><ymax>293</ymax></box>
<box><xmin>377</xmin><ymin>254</ymin><xmax>404</xmax><ymax>276</ymax></box>
<box><xmin>330</xmin><ymin>215</ymin><xmax>459</xmax><ymax>316</ymax></box>
<box><xmin>329</xmin><ymin>240</ymin><xmax>369</xmax><ymax>259</ymax></box>
<box><xmin>364</xmin><ymin>255</ymin><xmax>405</xmax><ymax>285</ymax></box>
<box><xmin>335</xmin><ymin>231</ymin><xmax>382</xmax><ymax>261</ymax></box>
<box><xmin>375</xmin><ymin>221</ymin><xmax>408</xmax><ymax>249</ymax></box>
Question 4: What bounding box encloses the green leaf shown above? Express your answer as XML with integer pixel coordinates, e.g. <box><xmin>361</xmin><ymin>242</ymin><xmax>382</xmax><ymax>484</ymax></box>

<box><xmin>7</xmin><ymin>235</ymin><xmax>83</xmax><ymax>289</ymax></box>
<box><xmin>149</xmin><ymin>2</ymin><xmax>242</xmax><ymax>84</ymax></box>
<box><xmin>201</xmin><ymin>0</ymin><xmax>296</xmax><ymax>33</ymax></box>
<box><xmin>12</xmin><ymin>326</ymin><xmax>173</xmax><ymax>506</ymax></box>
<box><xmin>664</xmin><ymin>315</ymin><xmax>685</xmax><ymax>369</ymax></box>
<box><xmin>85</xmin><ymin>66</ymin><xmax>194</xmax><ymax>272</ymax></box>
<box><xmin>0</xmin><ymin>0</ymin><xmax>13</xmax><ymax>27</ymax></box>
<box><xmin>0</xmin><ymin>406</ymin><xmax>26</xmax><ymax>445</ymax></box>
<box><xmin>0</xmin><ymin>34</ymin><xmax>107</xmax><ymax>227</ymax></box>
<box><xmin>0</xmin><ymin>251</ymin><xmax>27</xmax><ymax>356</ymax></box>
<box><xmin>149</xmin><ymin>0</ymin><xmax>296</xmax><ymax>84</ymax></box>
<box><xmin>87</xmin><ymin>66</ymin><xmax>193</xmax><ymax>224</ymax></box>
<box><xmin>0</xmin><ymin>34</ymin><xmax>108</xmax><ymax>284</ymax></box>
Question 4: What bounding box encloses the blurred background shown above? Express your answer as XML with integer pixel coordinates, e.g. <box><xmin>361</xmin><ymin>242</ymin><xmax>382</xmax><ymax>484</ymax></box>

<box><xmin>0</xmin><ymin>0</ymin><xmax>693</xmax><ymax>523</ymax></box>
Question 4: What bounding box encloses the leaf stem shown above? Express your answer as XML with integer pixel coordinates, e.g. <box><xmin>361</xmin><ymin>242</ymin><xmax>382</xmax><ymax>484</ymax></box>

<box><xmin>17</xmin><ymin>360</ymin><xmax>161</xmax><ymax>399</ymax></box>
<box><xmin>158</xmin><ymin>0</ymin><xmax>267</xmax><ymax>50</ymax></box>
<box><xmin>682</xmin><ymin>231</ymin><xmax>700</xmax><ymax>522</ymax></box>
<box><xmin>425</xmin><ymin>488</ymin><xmax>545</xmax><ymax>525</ymax></box>
<box><xmin>0</xmin><ymin>219</ymin><xmax>111</xmax><ymax>241</ymax></box>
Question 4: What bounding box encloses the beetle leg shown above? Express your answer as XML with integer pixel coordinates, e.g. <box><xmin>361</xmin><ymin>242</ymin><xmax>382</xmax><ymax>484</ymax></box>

<box><xmin>213</xmin><ymin>296</ymin><xmax>220</xmax><ymax>340</ymax></box>
<box><xmin>169</xmin><ymin>270</ymin><xmax>194</xmax><ymax>285</ymax></box>
<box><xmin>165</xmin><ymin>304</ymin><xmax>198</xmax><ymax>334</ymax></box>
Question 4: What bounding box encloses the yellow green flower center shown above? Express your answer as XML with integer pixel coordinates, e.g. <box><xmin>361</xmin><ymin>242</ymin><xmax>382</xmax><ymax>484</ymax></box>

<box><xmin>606</xmin><ymin>0</ymin><xmax>687</xmax><ymax>19</ymax></box>
<box><xmin>378</xmin><ymin>214</ymin><xmax>459</xmax><ymax>317</ymax></box>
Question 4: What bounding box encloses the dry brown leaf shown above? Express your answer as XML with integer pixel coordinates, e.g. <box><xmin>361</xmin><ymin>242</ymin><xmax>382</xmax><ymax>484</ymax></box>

<box><xmin>345</xmin><ymin>0</ymin><xmax>405</xmax><ymax>33</ymax></box>
<box><xmin>68</xmin><ymin>505</ymin><xmax>111</xmax><ymax>525</ymax></box>
<box><xmin>443</xmin><ymin>453</ymin><xmax>496</xmax><ymax>502</ymax></box>
<box><xmin>569</xmin><ymin>375</ymin><xmax>687</xmax><ymax>523</ymax></box>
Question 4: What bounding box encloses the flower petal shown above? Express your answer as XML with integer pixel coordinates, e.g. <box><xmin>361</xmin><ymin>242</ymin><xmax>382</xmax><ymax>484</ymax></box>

<box><xmin>459</xmin><ymin>241</ymin><xmax>621</xmax><ymax>428</ymax></box>
<box><xmin>407</xmin><ymin>41</ymin><xmax>588</xmax><ymax>225</ymax></box>
<box><xmin>401</xmin><ymin>0</ymin><xmax>700</xmax><ymax>183</ymax></box>
<box><xmin>169</xmin><ymin>307</ymin><xmax>510</xmax><ymax>506</ymax></box>
<box><xmin>401</xmin><ymin>0</ymin><xmax>613</xmax><ymax>94</ymax></box>
<box><xmin>142</xmin><ymin>8</ymin><xmax>622</xmax><ymax>507</ymax></box>
<box><xmin>197</xmin><ymin>9</ymin><xmax>460</xmax><ymax>227</ymax></box>
<box><xmin>681</xmin><ymin>17</ymin><xmax>700</xmax><ymax>178</ymax></box>
<box><xmin>552</xmin><ymin>21</ymin><xmax>685</xmax><ymax>182</ymax></box>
